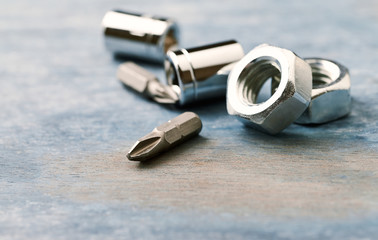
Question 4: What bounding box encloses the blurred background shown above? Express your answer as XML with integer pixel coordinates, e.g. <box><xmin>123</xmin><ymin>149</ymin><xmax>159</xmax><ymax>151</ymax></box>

<box><xmin>1</xmin><ymin>0</ymin><xmax>378</xmax><ymax>239</ymax></box>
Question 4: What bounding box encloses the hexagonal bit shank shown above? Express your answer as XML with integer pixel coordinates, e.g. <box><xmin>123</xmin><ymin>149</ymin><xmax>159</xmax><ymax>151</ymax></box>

<box><xmin>127</xmin><ymin>112</ymin><xmax>202</xmax><ymax>161</ymax></box>
<box><xmin>117</xmin><ymin>62</ymin><xmax>179</xmax><ymax>104</ymax></box>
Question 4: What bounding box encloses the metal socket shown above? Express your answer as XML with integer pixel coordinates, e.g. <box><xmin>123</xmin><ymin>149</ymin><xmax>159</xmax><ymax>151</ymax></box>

<box><xmin>165</xmin><ymin>40</ymin><xmax>245</xmax><ymax>105</ymax></box>
<box><xmin>102</xmin><ymin>10</ymin><xmax>179</xmax><ymax>63</ymax></box>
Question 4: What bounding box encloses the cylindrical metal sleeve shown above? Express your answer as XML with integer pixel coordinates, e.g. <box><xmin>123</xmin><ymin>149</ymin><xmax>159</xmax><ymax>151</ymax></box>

<box><xmin>102</xmin><ymin>10</ymin><xmax>179</xmax><ymax>63</ymax></box>
<box><xmin>165</xmin><ymin>40</ymin><xmax>244</xmax><ymax>105</ymax></box>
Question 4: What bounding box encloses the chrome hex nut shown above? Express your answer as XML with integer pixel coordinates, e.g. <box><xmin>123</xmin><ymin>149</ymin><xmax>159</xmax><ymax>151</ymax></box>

<box><xmin>227</xmin><ymin>44</ymin><xmax>312</xmax><ymax>134</ymax></box>
<box><xmin>295</xmin><ymin>58</ymin><xmax>351</xmax><ymax>124</ymax></box>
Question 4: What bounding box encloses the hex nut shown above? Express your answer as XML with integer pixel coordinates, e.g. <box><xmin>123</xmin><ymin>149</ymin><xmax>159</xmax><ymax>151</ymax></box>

<box><xmin>295</xmin><ymin>58</ymin><xmax>351</xmax><ymax>124</ymax></box>
<box><xmin>227</xmin><ymin>44</ymin><xmax>312</xmax><ymax>134</ymax></box>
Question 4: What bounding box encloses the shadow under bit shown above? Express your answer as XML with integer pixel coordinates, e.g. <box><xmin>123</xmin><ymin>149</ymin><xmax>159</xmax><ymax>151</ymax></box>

<box><xmin>137</xmin><ymin>135</ymin><xmax>209</xmax><ymax>169</ymax></box>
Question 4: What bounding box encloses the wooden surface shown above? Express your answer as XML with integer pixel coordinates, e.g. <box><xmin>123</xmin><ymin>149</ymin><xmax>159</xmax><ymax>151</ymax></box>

<box><xmin>1</xmin><ymin>0</ymin><xmax>378</xmax><ymax>239</ymax></box>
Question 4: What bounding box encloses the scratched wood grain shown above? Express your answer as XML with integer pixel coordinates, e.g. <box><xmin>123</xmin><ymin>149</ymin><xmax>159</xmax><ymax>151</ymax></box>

<box><xmin>1</xmin><ymin>0</ymin><xmax>378</xmax><ymax>239</ymax></box>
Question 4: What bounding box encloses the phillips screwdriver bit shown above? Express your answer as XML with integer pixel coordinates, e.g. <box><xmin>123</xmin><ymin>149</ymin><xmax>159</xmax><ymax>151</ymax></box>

<box><xmin>127</xmin><ymin>112</ymin><xmax>202</xmax><ymax>161</ymax></box>
<box><xmin>117</xmin><ymin>62</ymin><xmax>179</xmax><ymax>104</ymax></box>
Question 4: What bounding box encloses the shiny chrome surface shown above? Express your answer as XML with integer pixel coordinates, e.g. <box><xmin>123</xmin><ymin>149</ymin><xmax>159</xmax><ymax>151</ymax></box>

<box><xmin>127</xmin><ymin>112</ymin><xmax>202</xmax><ymax>161</ymax></box>
<box><xmin>165</xmin><ymin>40</ymin><xmax>244</xmax><ymax>105</ymax></box>
<box><xmin>227</xmin><ymin>44</ymin><xmax>312</xmax><ymax>135</ymax></box>
<box><xmin>102</xmin><ymin>10</ymin><xmax>179</xmax><ymax>63</ymax></box>
<box><xmin>295</xmin><ymin>58</ymin><xmax>351</xmax><ymax>124</ymax></box>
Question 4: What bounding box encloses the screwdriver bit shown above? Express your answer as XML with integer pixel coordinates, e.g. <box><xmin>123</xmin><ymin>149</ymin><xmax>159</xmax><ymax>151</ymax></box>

<box><xmin>127</xmin><ymin>112</ymin><xmax>202</xmax><ymax>161</ymax></box>
<box><xmin>117</xmin><ymin>62</ymin><xmax>179</xmax><ymax>104</ymax></box>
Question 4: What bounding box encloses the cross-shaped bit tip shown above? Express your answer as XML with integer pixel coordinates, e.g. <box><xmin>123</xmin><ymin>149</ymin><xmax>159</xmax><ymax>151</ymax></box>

<box><xmin>127</xmin><ymin>112</ymin><xmax>202</xmax><ymax>161</ymax></box>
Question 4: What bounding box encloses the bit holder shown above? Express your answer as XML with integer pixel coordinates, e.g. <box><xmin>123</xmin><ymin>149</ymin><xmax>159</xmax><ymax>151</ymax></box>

<box><xmin>165</xmin><ymin>40</ymin><xmax>245</xmax><ymax>105</ymax></box>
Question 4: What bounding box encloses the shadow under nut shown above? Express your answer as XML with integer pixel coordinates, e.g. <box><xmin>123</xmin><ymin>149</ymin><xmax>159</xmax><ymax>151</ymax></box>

<box><xmin>227</xmin><ymin>44</ymin><xmax>312</xmax><ymax>135</ymax></box>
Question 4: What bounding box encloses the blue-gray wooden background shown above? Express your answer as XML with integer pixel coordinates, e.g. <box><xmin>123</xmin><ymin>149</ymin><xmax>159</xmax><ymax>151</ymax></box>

<box><xmin>1</xmin><ymin>0</ymin><xmax>378</xmax><ymax>239</ymax></box>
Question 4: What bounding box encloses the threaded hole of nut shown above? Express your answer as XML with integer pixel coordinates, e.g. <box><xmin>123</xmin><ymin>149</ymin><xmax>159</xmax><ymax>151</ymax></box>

<box><xmin>237</xmin><ymin>57</ymin><xmax>281</xmax><ymax>105</ymax></box>
<box><xmin>308</xmin><ymin>60</ymin><xmax>340</xmax><ymax>88</ymax></box>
